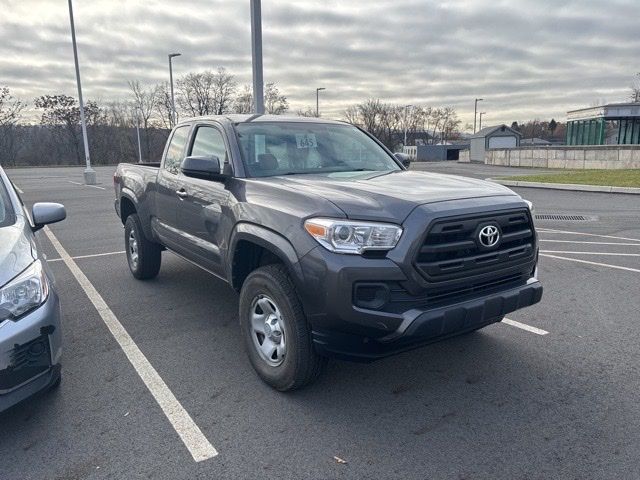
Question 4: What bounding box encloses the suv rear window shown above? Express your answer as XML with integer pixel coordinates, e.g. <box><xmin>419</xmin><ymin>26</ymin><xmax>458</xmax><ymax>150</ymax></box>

<box><xmin>0</xmin><ymin>177</ymin><xmax>16</xmax><ymax>228</ymax></box>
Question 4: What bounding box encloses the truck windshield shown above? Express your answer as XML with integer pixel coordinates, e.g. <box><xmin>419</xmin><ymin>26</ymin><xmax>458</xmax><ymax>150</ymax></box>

<box><xmin>235</xmin><ymin>122</ymin><xmax>401</xmax><ymax>177</ymax></box>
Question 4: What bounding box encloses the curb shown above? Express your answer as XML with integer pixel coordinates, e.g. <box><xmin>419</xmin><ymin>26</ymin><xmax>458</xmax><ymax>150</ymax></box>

<box><xmin>487</xmin><ymin>178</ymin><xmax>640</xmax><ymax>195</ymax></box>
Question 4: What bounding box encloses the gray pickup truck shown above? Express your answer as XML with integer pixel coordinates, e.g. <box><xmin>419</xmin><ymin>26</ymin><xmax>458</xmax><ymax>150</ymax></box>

<box><xmin>114</xmin><ymin>115</ymin><xmax>542</xmax><ymax>390</ymax></box>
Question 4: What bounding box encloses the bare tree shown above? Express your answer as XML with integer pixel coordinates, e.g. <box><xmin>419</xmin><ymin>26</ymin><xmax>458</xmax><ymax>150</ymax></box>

<box><xmin>34</xmin><ymin>94</ymin><xmax>103</xmax><ymax>164</ymax></box>
<box><xmin>631</xmin><ymin>72</ymin><xmax>640</xmax><ymax>102</ymax></box>
<box><xmin>128</xmin><ymin>80</ymin><xmax>159</xmax><ymax>160</ymax></box>
<box><xmin>264</xmin><ymin>83</ymin><xmax>289</xmax><ymax>115</ymax></box>
<box><xmin>154</xmin><ymin>82</ymin><xmax>175</xmax><ymax>129</ymax></box>
<box><xmin>211</xmin><ymin>67</ymin><xmax>237</xmax><ymax>114</ymax></box>
<box><xmin>0</xmin><ymin>87</ymin><xmax>25</xmax><ymax>166</ymax></box>
<box><xmin>177</xmin><ymin>68</ymin><xmax>237</xmax><ymax>117</ymax></box>
<box><xmin>296</xmin><ymin>107</ymin><xmax>319</xmax><ymax>117</ymax></box>
<box><xmin>233</xmin><ymin>82</ymin><xmax>288</xmax><ymax>115</ymax></box>
<box><xmin>234</xmin><ymin>85</ymin><xmax>253</xmax><ymax>114</ymax></box>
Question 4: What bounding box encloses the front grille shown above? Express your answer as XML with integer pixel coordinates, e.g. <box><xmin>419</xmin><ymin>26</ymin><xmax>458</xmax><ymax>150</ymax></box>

<box><xmin>415</xmin><ymin>209</ymin><xmax>536</xmax><ymax>283</ymax></box>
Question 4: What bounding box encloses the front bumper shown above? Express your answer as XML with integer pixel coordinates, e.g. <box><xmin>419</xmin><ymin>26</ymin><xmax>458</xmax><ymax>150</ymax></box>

<box><xmin>311</xmin><ymin>277</ymin><xmax>542</xmax><ymax>361</ymax></box>
<box><xmin>0</xmin><ymin>289</ymin><xmax>62</xmax><ymax>412</ymax></box>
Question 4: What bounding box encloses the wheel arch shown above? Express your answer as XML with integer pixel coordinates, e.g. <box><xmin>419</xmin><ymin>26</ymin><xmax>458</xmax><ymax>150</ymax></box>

<box><xmin>229</xmin><ymin>223</ymin><xmax>304</xmax><ymax>292</ymax></box>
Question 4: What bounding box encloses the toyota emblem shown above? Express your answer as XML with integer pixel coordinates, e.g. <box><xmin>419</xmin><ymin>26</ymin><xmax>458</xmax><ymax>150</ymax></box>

<box><xmin>478</xmin><ymin>225</ymin><xmax>500</xmax><ymax>248</ymax></box>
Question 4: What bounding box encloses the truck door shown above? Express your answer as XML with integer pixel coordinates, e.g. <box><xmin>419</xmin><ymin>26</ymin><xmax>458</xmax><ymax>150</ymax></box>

<box><xmin>153</xmin><ymin>125</ymin><xmax>191</xmax><ymax>250</ymax></box>
<box><xmin>175</xmin><ymin>124</ymin><xmax>230</xmax><ymax>275</ymax></box>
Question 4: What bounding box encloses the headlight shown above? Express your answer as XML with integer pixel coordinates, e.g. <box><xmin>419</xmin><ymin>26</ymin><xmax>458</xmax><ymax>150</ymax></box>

<box><xmin>524</xmin><ymin>199</ymin><xmax>535</xmax><ymax>215</ymax></box>
<box><xmin>304</xmin><ymin>218</ymin><xmax>403</xmax><ymax>254</ymax></box>
<box><xmin>0</xmin><ymin>260</ymin><xmax>49</xmax><ymax>321</ymax></box>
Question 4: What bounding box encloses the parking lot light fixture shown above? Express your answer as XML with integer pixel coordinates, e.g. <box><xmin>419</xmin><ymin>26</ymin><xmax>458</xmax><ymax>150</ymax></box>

<box><xmin>250</xmin><ymin>0</ymin><xmax>264</xmax><ymax>114</ymax></box>
<box><xmin>168</xmin><ymin>53</ymin><xmax>181</xmax><ymax>126</ymax></box>
<box><xmin>316</xmin><ymin>87</ymin><xmax>326</xmax><ymax>117</ymax></box>
<box><xmin>474</xmin><ymin>98</ymin><xmax>484</xmax><ymax>134</ymax></box>
<box><xmin>67</xmin><ymin>0</ymin><xmax>96</xmax><ymax>185</ymax></box>
<box><xmin>135</xmin><ymin>108</ymin><xmax>142</xmax><ymax>163</ymax></box>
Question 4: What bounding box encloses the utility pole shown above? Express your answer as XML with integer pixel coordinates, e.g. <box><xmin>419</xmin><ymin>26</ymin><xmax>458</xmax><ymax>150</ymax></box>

<box><xmin>250</xmin><ymin>0</ymin><xmax>264</xmax><ymax>114</ymax></box>
<box><xmin>473</xmin><ymin>98</ymin><xmax>484</xmax><ymax>134</ymax></box>
<box><xmin>403</xmin><ymin>104</ymin><xmax>413</xmax><ymax>147</ymax></box>
<box><xmin>315</xmin><ymin>87</ymin><xmax>326</xmax><ymax>117</ymax></box>
<box><xmin>168</xmin><ymin>53</ymin><xmax>181</xmax><ymax>127</ymax></box>
<box><xmin>67</xmin><ymin>0</ymin><xmax>96</xmax><ymax>185</ymax></box>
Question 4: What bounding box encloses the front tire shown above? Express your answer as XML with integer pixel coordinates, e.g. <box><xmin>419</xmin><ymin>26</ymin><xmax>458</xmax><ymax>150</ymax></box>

<box><xmin>124</xmin><ymin>214</ymin><xmax>162</xmax><ymax>280</ymax></box>
<box><xmin>239</xmin><ymin>264</ymin><xmax>326</xmax><ymax>391</ymax></box>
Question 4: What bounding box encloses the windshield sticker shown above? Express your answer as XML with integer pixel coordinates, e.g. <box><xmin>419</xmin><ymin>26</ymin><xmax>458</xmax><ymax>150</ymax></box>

<box><xmin>295</xmin><ymin>133</ymin><xmax>318</xmax><ymax>149</ymax></box>
<box><xmin>255</xmin><ymin>134</ymin><xmax>266</xmax><ymax>157</ymax></box>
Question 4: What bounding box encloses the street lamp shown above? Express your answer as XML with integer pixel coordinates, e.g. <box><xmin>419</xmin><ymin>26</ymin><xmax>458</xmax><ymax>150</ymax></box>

<box><xmin>403</xmin><ymin>104</ymin><xmax>414</xmax><ymax>147</ymax></box>
<box><xmin>67</xmin><ymin>0</ymin><xmax>96</xmax><ymax>185</ymax></box>
<box><xmin>316</xmin><ymin>87</ymin><xmax>326</xmax><ymax>117</ymax></box>
<box><xmin>135</xmin><ymin>108</ymin><xmax>142</xmax><ymax>163</ymax></box>
<box><xmin>474</xmin><ymin>98</ymin><xmax>484</xmax><ymax>134</ymax></box>
<box><xmin>250</xmin><ymin>0</ymin><xmax>264</xmax><ymax>114</ymax></box>
<box><xmin>479</xmin><ymin>112</ymin><xmax>486</xmax><ymax>131</ymax></box>
<box><xmin>168</xmin><ymin>53</ymin><xmax>181</xmax><ymax>126</ymax></box>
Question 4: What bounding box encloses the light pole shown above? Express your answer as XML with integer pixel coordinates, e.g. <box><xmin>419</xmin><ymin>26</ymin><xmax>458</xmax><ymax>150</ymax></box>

<box><xmin>135</xmin><ymin>108</ymin><xmax>142</xmax><ymax>163</ymax></box>
<box><xmin>67</xmin><ymin>0</ymin><xmax>96</xmax><ymax>185</ymax></box>
<box><xmin>403</xmin><ymin>104</ymin><xmax>413</xmax><ymax>147</ymax></box>
<box><xmin>479</xmin><ymin>112</ymin><xmax>486</xmax><ymax>131</ymax></box>
<box><xmin>250</xmin><ymin>0</ymin><xmax>264</xmax><ymax>114</ymax></box>
<box><xmin>168</xmin><ymin>53</ymin><xmax>181</xmax><ymax>126</ymax></box>
<box><xmin>315</xmin><ymin>87</ymin><xmax>326</xmax><ymax>117</ymax></box>
<box><xmin>473</xmin><ymin>98</ymin><xmax>484</xmax><ymax>134</ymax></box>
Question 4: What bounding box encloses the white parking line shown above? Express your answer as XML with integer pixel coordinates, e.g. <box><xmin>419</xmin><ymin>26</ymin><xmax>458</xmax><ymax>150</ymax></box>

<box><xmin>540</xmin><ymin>250</ymin><xmax>640</xmax><ymax>257</ymax></box>
<box><xmin>67</xmin><ymin>180</ymin><xmax>106</xmax><ymax>190</ymax></box>
<box><xmin>43</xmin><ymin>227</ymin><xmax>218</xmax><ymax>462</ymax></box>
<box><xmin>540</xmin><ymin>253</ymin><xmax>640</xmax><ymax>274</ymax></box>
<box><xmin>540</xmin><ymin>239</ymin><xmax>640</xmax><ymax>246</ymax></box>
<box><xmin>46</xmin><ymin>250</ymin><xmax>125</xmax><ymax>262</ymax></box>
<box><xmin>14</xmin><ymin>184</ymin><xmax>24</xmax><ymax>194</ymax></box>
<box><xmin>537</xmin><ymin>228</ymin><xmax>640</xmax><ymax>243</ymax></box>
<box><xmin>502</xmin><ymin>318</ymin><xmax>549</xmax><ymax>335</ymax></box>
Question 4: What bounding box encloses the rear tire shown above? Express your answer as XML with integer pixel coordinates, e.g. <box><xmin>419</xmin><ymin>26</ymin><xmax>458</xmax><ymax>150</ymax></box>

<box><xmin>239</xmin><ymin>264</ymin><xmax>326</xmax><ymax>391</ymax></box>
<box><xmin>125</xmin><ymin>214</ymin><xmax>161</xmax><ymax>280</ymax></box>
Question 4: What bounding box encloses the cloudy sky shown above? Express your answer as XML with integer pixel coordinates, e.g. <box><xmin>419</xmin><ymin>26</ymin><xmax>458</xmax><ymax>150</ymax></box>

<box><xmin>2</xmin><ymin>0</ymin><xmax>639</xmax><ymax>127</ymax></box>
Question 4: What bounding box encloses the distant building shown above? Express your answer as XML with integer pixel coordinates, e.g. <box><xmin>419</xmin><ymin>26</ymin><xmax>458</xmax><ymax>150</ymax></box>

<box><xmin>566</xmin><ymin>102</ymin><xmax>640</xmax><ymax>145</ymax></box>
<box><xmin>470</xmin><ymin>124</ymin><xmax>522</xmax><ymax>162</ymax></box>
<box><xmin>403</xmin><ymin>144</ymin><xmax>469</xmax><ymax>161</ymax></box>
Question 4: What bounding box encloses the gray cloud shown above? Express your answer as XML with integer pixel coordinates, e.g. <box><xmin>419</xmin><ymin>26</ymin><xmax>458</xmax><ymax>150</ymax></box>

<box><xmin>2</xmin><ymin>0</ymin><xmax>639</xmax><ymax>126</ymax></box>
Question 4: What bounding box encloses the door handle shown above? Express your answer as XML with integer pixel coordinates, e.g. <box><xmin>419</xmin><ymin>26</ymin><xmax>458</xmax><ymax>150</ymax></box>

<box><xmin>176</xmin><ymin>188</ymin><xmax>188</xmax><ymax>199</ymax></box>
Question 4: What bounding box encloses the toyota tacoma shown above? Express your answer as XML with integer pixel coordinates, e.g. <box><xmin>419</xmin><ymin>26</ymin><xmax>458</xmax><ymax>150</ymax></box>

<box><xmin>113</xmin><ymin>115</ymin><xmax>542</xmax><ymax>391</ymax></box>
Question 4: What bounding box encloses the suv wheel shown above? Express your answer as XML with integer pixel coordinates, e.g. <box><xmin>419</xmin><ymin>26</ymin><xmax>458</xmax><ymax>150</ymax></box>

<box><xmin>239</xmin><ymin>264</ymin><xmax>326</xmax><ymax>391</ymax></box>
<box><xmin>124</xmin><ymin>214</ymin><xmax>162</xmax><ymax>280</ymax></box>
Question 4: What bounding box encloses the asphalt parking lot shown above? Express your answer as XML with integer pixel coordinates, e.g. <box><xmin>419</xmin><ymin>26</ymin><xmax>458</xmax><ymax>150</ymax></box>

<box><xmin>1</xmin><ymin>163</ymin><xmax>639</xmax><ymax>479</ymax></box>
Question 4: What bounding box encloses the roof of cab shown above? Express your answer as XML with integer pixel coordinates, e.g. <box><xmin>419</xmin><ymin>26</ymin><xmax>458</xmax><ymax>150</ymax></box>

<box><xmin>177</xmin><ymin>114</ymin><xmax>348</xmax><ymax>126</ymax></box>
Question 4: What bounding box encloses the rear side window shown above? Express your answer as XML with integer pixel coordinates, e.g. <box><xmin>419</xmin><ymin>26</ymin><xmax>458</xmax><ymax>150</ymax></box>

<box><xmin>164</xmin><ymin>126</ymin><xmax>190</xmax><ymax>175</ymax></box>
<box><xmin>190</xmin><ymin>126</ymin><xmax>228</xmax><ymax>163</ymax></box>
<box><xmin>0</xmin><ymin>177</ymin><xmax>16</xmax><ymax>228</ymax></box>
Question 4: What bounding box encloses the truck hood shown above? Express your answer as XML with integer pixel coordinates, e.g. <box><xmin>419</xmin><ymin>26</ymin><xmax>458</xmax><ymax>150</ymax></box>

<box><xmin>0</xmin><ymin>219</ymin><xmax>36</xmax><ymax>287</ymax></box>
<box><xmin>258</xmin><ymin>170</ymin><xmax>517</xmax><ymax>222</ymax></box>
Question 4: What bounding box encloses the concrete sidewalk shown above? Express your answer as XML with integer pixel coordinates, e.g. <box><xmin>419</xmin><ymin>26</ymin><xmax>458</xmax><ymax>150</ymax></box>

<box><xmin>489</xmin><ymin>178</ymin><xmax>640</xmax><ymax>195</ymax></box>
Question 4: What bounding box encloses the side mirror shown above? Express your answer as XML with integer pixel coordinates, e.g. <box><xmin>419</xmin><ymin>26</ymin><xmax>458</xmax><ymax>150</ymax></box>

<box><xmin>180</xmin><ymin>155</ymin><xmax>225</xmax><ymax>180</ymax></box>
<box><xmin>32</xmin><ymin>203</ymin><xmax>66</xmax><ymax>231</ymax></box>
<box><xmin>395</xmin><ymin>152</ymin><xmax>411</xmax><ymax>168</ymax></box>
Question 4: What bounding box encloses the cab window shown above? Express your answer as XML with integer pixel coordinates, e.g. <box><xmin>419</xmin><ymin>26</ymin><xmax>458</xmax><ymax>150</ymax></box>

<box><xmin>190</xmin><ymin>126</ymin><xmax>228</xmax><ymax>163</ymax></box>
<box><xmin>163</xmin><ymin>126</ymin><xmax>190</xmax><ymax>175</ymax></box>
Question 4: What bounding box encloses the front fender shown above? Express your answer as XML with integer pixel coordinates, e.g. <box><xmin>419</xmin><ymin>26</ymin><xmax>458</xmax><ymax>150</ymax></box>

<box><xmin>228</xmin><ymin>222</ymin><xmax>305</xmax><ymax>291</ymax></box>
